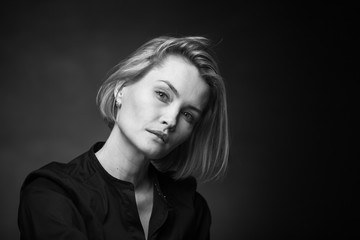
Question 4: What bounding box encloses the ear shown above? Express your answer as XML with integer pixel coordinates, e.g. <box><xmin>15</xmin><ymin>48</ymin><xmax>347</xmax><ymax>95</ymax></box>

<box><xmin>114</xmin><ymin>81</ymin><xmax>125</xmax><ymax>104</ymax></box>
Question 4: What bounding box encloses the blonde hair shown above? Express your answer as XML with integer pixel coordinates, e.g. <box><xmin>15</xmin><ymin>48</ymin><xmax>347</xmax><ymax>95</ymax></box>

<box><xmin>96</xmin><ymin>36</ymin><xmax>229</xmax><ymax>182</ymax></box>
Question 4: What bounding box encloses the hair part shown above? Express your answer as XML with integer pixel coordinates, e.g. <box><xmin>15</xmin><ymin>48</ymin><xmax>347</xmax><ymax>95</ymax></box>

<box><xmin>96</xmin><ymin>36</ymin><xmax>229</xmax><ymax>183</ymax></box>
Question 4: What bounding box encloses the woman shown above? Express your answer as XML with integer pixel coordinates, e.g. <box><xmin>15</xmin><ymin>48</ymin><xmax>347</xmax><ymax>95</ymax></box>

<box><xmin>18</xmin><ymin>36</ymin><xmax>229</xmax><ymax>240</ymax></box>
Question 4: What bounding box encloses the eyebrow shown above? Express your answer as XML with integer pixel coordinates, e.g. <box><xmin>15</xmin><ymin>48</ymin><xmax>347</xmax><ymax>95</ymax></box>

<box><xmin>159</xmin><ymin>80</ymin><xmax>179</xmax><ymax>97</ymax></box>
<box><xmin>158</xmin><ymin>80</ymin><xmax>203</xmax><ymax>115</ymax></box>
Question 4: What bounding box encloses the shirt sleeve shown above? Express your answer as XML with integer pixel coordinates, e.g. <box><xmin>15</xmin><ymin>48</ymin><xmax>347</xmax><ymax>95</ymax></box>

<box><xmin>192</xmin><ymin>192</ymin><xmax>212</xmax><ymax>240</ymax></box>
<box><xmin>18</xmin><ymin>177</ymin><xmax>88</xmax><ymax>240</ymax></box>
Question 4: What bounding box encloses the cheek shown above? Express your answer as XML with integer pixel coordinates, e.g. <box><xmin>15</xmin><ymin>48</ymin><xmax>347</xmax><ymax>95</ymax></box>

<box><xmin>172</xmin><ymin>122</ymin><xmax>194</xmax><ymax>145</ymax></box>
<box><xmin>122</xmin><ymin>90</ymin><xmax>153</xmax><ymax>121</ymax></box>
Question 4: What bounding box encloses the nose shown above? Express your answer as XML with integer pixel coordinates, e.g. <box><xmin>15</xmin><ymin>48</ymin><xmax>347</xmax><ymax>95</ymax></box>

<box><xmin>160</xmin><ymin>108</ymin><xmax>178</xmax><ymax>132</ymax></box>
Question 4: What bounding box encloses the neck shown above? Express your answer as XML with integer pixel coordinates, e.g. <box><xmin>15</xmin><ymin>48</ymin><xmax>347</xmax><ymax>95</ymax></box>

<box><xmin>95</xmin><ymin>125</ymin><xmax>150</xmax><ymax>188</ymax></box>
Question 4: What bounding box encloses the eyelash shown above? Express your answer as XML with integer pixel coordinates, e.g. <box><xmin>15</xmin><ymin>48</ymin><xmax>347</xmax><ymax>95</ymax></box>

<box><xmin>182</xmin><ymin>112</ymin><xmax>194</xmax><ymax>123</ymax></box>
<box><xmin>155</xmin><ymin>90</ymin><xmax>169</xmax><ymax>102</ymax></box>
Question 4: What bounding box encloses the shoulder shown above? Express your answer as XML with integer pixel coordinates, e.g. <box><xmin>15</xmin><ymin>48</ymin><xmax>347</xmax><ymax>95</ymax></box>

<box><xmin>18</xmin><ymin>153</ymin><xmax>97</xmax><ymax>239</ymax></box>
<box><xmin>20</xmin><ymin>150</ymin><xmax>95</xmax><ymax>199</ymax></box>
<box><xmin>194</xmin><ymin>191</ymin><xmax>211</xmax><ymax>218</ymax></box>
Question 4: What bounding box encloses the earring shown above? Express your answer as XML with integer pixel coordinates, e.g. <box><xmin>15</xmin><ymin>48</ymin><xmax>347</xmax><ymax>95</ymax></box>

<box><xmin>115</xmin><ymin>100</ymin><xmax>121</xmax><ymax>108</ymax></box>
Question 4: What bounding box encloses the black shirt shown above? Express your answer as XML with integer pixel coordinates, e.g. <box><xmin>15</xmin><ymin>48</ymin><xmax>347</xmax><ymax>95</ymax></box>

<box><xmin>18</xmin><ymin>142</ymin><xmax>211</xmax><ymax>240</ymax></box>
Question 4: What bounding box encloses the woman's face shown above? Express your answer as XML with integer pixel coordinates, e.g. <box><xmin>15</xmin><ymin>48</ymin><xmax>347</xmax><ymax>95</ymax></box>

<box><xmin>115</xmin><ymin>55</ymin><xmax>210</xmax><ymax>159</ymax></box>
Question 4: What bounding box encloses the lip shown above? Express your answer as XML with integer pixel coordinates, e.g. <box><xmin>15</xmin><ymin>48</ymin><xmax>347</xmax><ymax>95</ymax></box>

<box><xmin>146</xmin><ymin>129</ymin><xmax>169</xmax><ymax>144</ymax></box>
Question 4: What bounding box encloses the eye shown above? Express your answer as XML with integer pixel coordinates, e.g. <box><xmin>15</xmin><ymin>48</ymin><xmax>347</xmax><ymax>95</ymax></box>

<box><xmin>155</xmin><ymin>91</ymin><xmax>169</xmax><ymax>102</ymax></box>
<box><xmin>182</xmin><ymin>111</ymin><xmax>194</xmax><ymax>123</ymax></box>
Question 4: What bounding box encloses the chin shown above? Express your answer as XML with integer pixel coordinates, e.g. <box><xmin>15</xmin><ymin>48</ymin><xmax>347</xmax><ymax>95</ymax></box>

<box><xmin>138</xmin><ymin>144</ymin><xmax>169</xmax><ymax>160</ymax></box>
<box><xmin>135</xmin><ymin>137</ymin><xmax>178</xmax><ymax>159</ymax></box>
<box><xmin>143</xmin><ymin>150</ymin><xmax>168</xmax><ymax>160</ymax></box>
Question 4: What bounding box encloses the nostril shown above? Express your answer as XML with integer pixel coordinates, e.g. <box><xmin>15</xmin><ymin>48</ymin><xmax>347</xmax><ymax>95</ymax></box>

<box><xmin>161</xmin><ymin>120</ymin><xmax>176</xmax><ymax>132</ymax></box>
<box><xmin>160</xmin><ymin>112</ymin><xmax>178</xmax><ymax>130</ymax></box>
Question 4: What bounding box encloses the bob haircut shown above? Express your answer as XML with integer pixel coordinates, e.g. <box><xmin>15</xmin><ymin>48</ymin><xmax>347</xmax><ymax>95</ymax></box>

<box><xmin>96</xmin><ymin>36</ymin><xmax>229</xmax><ymax>182</ymax></box>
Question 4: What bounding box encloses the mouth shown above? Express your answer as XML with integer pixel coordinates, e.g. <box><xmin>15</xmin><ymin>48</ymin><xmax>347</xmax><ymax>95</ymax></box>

<box><xmin>146</xmin><ymin>129</ymin><xmax>168</xmax><ymax>144</ymax></box>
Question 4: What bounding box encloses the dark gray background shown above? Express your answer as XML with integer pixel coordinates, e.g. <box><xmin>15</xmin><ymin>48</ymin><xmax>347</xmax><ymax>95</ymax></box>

<box><xmin>0</xmin><ymin>1</ymin><xmax>354</xmax><ymax>239</ymax></box>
